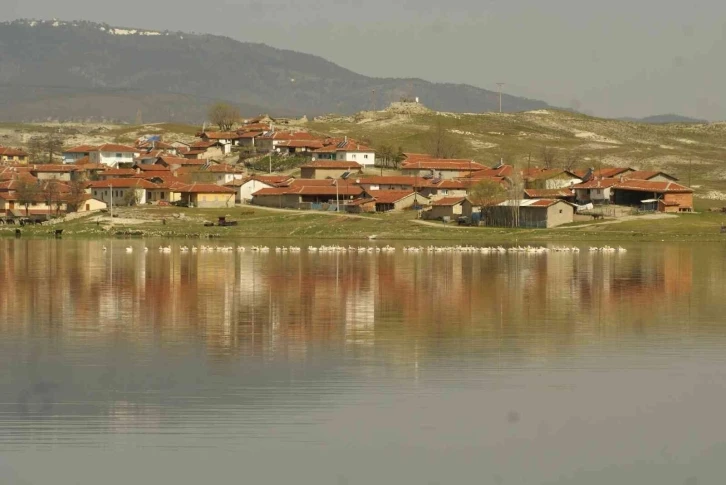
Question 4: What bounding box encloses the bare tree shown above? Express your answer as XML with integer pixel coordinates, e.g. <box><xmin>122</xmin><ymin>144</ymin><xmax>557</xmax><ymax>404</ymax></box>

<box><xmin>121</xmin><ymin>189</ymin><xmax>140</xmax><ymax>207</ymax></box>
<box><xmin>27</xmin><ymin>134</ymin><xmax>64</xmax><ymax>164</ymax></box>
<box><xmin>376</xmin><ymin>144</ymin><xmax>405</xmax><ymax>169</ymax></box>
<box><xmin>14</xmin><ymin>179</ymin><xmax>40</xmax><ymax>217</ymax></box>
<box><xmin>468</xmin><ymin>179</ymin><xmax>505</xmax><ymax>225</ymax></box>
<box><xmin>66</xmin><ymin>180</ymin><xmax>88</xmax><ymax>212</ymax></box>
<box><xmin>43</xmin><ymin>180</ymin><xmax>62</xmax><ymax>216</ymax></box>
<box><xmin>426</xmin><ymin>121</ymin><xmax>461</xmax><ymax>159</ymax></box>
<box><xmin>46</xmin><ymin>134</ymin><xmax>64</xmax><ymax>163</ymax></box>
<box><xmin>207</xmin><ymin>103</ymin><xmax>240</xmax><ymax>131</ymax></box>
<box><xmin>563</xmin><ymin>150</ymin><xmax>582</xmax><ymax>171</ymax></box>
<box><xmin>541</xmin><ymin>146</ymin><xmax>558</xmax><ymax>169</ymax></box>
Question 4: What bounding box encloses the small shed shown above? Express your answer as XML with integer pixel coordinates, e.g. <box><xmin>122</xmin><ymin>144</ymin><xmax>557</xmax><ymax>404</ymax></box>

<box><xmin>427</xmin><ymin>196</ymin><xmax>466</xmax><ymax>220</ymax></box>
<box><xmin>484</xmin><ymin>199</ymin><xmax>575</xmax><ymax>228</ymax></box>
<box><xmin>365</xmin><ymin>190</ymin><xmax>426</xmax><ymax>212</ymax></box>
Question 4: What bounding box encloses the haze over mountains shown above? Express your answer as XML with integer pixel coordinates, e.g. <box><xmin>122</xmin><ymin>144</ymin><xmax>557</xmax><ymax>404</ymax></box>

<box><xmin>0</xmin><ymin>19</ymin><xmax>554</xmax><ymax>123</ymax></box>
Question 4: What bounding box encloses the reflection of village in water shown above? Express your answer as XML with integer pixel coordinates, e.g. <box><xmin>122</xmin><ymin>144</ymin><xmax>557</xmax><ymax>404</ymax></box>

<box><xmin>0</xmin><ymin>240</ymin><xmax>714</xmax><ymax>365</ymax></box>
<box><xmin>1</xmin><ymin>239</ymin><xmax>725</xmax><ymax>447</ymax></box>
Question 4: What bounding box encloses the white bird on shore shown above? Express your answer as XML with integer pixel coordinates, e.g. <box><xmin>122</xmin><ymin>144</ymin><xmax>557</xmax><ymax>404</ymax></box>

<box><xmin>125</xmin><ymin>247</ymin><xmax>133</xmax><ymax>253</ymax></box>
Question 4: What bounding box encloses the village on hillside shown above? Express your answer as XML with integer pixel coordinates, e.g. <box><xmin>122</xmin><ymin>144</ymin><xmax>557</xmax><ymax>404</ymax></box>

<box><xmin>0</xmin><ymin>112</ymin><xmax>693</xmax><ymax>229</ymax></box>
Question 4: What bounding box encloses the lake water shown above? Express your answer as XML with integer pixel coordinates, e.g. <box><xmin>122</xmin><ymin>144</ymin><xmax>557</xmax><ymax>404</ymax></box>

<box><xmin>1</xmin><ymin>239</ymin><xmax>725</xmax><ymax>485</ymax></box>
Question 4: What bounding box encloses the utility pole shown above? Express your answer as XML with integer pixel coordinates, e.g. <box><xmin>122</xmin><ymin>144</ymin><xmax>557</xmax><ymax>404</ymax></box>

<box><xmin>496</xmin><ymin>83</ymin><xmax>505</xmax><ymax>113</ymax></box>
<box><xmin>335</xmin><ymin>179</ymin><xmax>340</xmax><ymax>212</ymax></box>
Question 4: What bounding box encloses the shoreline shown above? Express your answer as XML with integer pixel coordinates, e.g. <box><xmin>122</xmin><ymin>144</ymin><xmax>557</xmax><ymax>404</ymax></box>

<box><xmin>2</xmin><ymin>206</ymin><xmax>726</xmax><ymax>243</ymax></box>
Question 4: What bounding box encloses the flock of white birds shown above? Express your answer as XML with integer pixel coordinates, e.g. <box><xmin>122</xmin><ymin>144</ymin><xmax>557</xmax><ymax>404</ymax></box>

<box><xmin>105</xmin><ymin>244</ymin><xmax>627</xmax><ymax>255</ymax></box>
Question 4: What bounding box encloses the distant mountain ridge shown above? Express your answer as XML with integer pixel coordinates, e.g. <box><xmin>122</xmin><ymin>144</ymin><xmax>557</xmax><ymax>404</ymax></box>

<box><xmin>0</xmin><ymin>19</ymin><xmax>552</xmax><ymax>123</ymax></box>
<box><xmin>618</xmin><ymin>114</ymin><xmax>708</xmax><ymax>124</ymax></box>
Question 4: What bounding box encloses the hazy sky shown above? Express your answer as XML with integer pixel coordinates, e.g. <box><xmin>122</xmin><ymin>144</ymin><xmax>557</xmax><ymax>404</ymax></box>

<box><xmin>3</xmin><ymin>0</ymin><xmax>726</xmax><ymax>120</ymax></box>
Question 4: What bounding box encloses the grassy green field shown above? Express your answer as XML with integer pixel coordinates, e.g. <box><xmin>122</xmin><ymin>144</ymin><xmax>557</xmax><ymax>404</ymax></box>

<box><xmin>4</xmin><ymin>206</ymin><xmax>726</xmax><ymax>242</ymax></box>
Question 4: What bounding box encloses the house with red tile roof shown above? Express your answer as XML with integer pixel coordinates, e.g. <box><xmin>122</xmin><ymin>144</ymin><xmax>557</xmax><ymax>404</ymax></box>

<box><xmin>300</xmin><ymin>160</ymin><xmax>363</xmax><ymax>180</ymax></box>
<box><xmin>400</xmin><ymin>159</ymin><xmax>486</xmax><ymax>179</ymax></box>
<box><xmin>62</xmin><ymin>145</ymin><xmax>97</xmax><ymax>164</ymax></box>
<box><xmin>311</xmin><ymin>138</ymin><xmax>376</xmax><ymax>167</ymax></box>
<box><xmin>256</xmin><ymin>131</ymin><xmax>319</xmax><ymax>153</ymax></box>
<box><xmin>523</xmin><ymin>188</ymin><xmax>575</xmax><ymax>202</ymax></box>
<box><xmin>97</xmin><ymin>168</ymin><xmax>138</xmax><ymax>180</ymax></box>
<box><xmin>87</xmin><ymin>178</ymin><xmax>157</xmax><ymax>205</ymax></box>
<box><xmin>175</xmin><ymin>183</ymin><xmax>236</xmax><ymax>208</ymax></box>
<box><xmin>199</xmin><ymin>131</ymin><xmax>242</xmax><ymax>144</ymax></box>
<box><xmin>0</xmin><ymin>147</ymin><xmax>29</xmax><ymax>165</ymax></box>
<box><xmin>354</xmin><ymin>176</ymin><xmax>430</xmax><ymax>192</ymax></box>
<box><xmin>573</xmin><ymin>167</ymin><xmax>634</xmax><ymax>180</ymax></box>
<box><xmin>364</xmin><ymin>190</ymin><xmax>428</xmax><ymax>212</ymax></box>
<box><xmin>474</xmin><ymin>199</ymin><xmax>575</xmax><ymax>228</ymax></box>
<box><xmin>421</xmin><ymin>179</ymin><xmax>473</xmax><ymax>200</ymax></box>
<box><xmin>621</xmin><ymin>170</ymin><xmax>679</xmax><ymax>182</ymax></box>
<box><xmin>611</xmin><ymin>179</ymin><xmax>693</xmax><ymax>212</ymax></box>
<box><xmin>88</xmin><ymin>144</ymin><xmax>140</xmax><ymax>168</ymax></box>
<box><xmin>461</xmin><ymin>164</ymin><xmax>514</xmax><ymax>180</ymax></box>
<box><xmin>0</xmin><ymin>166</ymin><xmax>34</xmax><ymax>182</ymax></box>
<box><xmin>235</xmin><ymin>131</ymin><xmax>265</xmax><ymax>150</ymax></box>
<box><xmin>0</xmin><ymin>184</ymin><xmax>107</xmax><ymax>219</ymax></box>
<box><xmin>231</xmin><ymin>175</ymin><xmax>295</xmax><ymax>203</ymax></box>
<box><xmin>571</xmin><ymin>178</ymin><xmax>619</xmax><ymax>204</ymax></box>
<box><xmin>426</xmin><ymin>196</ymin><xmax>467</xmax><ymax>220</ymax></box>
<box><xmin>275</xmin><ymin>139</ymin><xmax>325</xmax><ymax>154</ymax></box>
<box><xmin>184</xmin><ymin>140</ymin><xmax>228</xmax><ymax>159</ymax></box>
<box><xmin>521</xmin><ymin>168</ymin><xmax>582</xmax><ymax>190</ymax></box>
<box><xmin>26</xmin><ymin>164</ymin><xmax>78</xmax><ymax>182</ymax></box>
<box><xmin>251</xmin><ymin>180</ymin><xmax>364</xmax><ymax>209</ymax></box>
<box><xmin>177</xmin><ymin>163</ymin><xmax>245</xmax><ymax>185</ymax></box>
<box><xmin>154</xmin><ymin>156</ymin><xmax>210</xmax><ymax>168</ymax></box>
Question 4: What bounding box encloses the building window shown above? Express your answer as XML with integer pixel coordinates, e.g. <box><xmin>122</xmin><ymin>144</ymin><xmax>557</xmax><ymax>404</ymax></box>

<box><xmin>559</xmin><ymin>209</ymin><xmax>563</xmax><ymax>214</ymax></box>
<box><xmin>93</xmin><ymin>190</ymin><xmax>98</xmax><ymax>197</ymax></box>
<box><xmin>115</xmin><ymin>153</ymin><xmax>122</xmax><ymax>158</ymax></box>
<box><xmin>441</xmin><ymin>189</ymin><xmax>448</xmax><ymax>195</ymax></box>
<box><xmin>161</xmin><ymin>192</ymin><xmax>165</xmax><ymax>200</ymax></box>
<box><xmin>364</xmin><ymin>154</ymin><xmax>368</xmax><ymax>159</ymax></box>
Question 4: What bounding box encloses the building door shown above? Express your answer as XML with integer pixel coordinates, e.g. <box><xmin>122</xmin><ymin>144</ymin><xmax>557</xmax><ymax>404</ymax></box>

<box><xmin>85</xmin><ymin>204</ymin><xmax>90</xmax><ymax>211</ymax></box>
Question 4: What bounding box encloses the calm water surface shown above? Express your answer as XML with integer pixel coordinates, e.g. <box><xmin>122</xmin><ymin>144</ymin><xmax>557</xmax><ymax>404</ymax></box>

<box><xmin>1</xmin><ymin>239</ymin><xmax>726</xmax><ymax>484</ymax></box>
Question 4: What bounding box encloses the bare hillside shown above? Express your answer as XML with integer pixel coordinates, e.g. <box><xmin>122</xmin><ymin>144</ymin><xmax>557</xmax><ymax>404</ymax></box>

<box><xmin>309</xmin><ymin>108</ymin><xmax>726</xmax><ymax>198</ymax></box>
